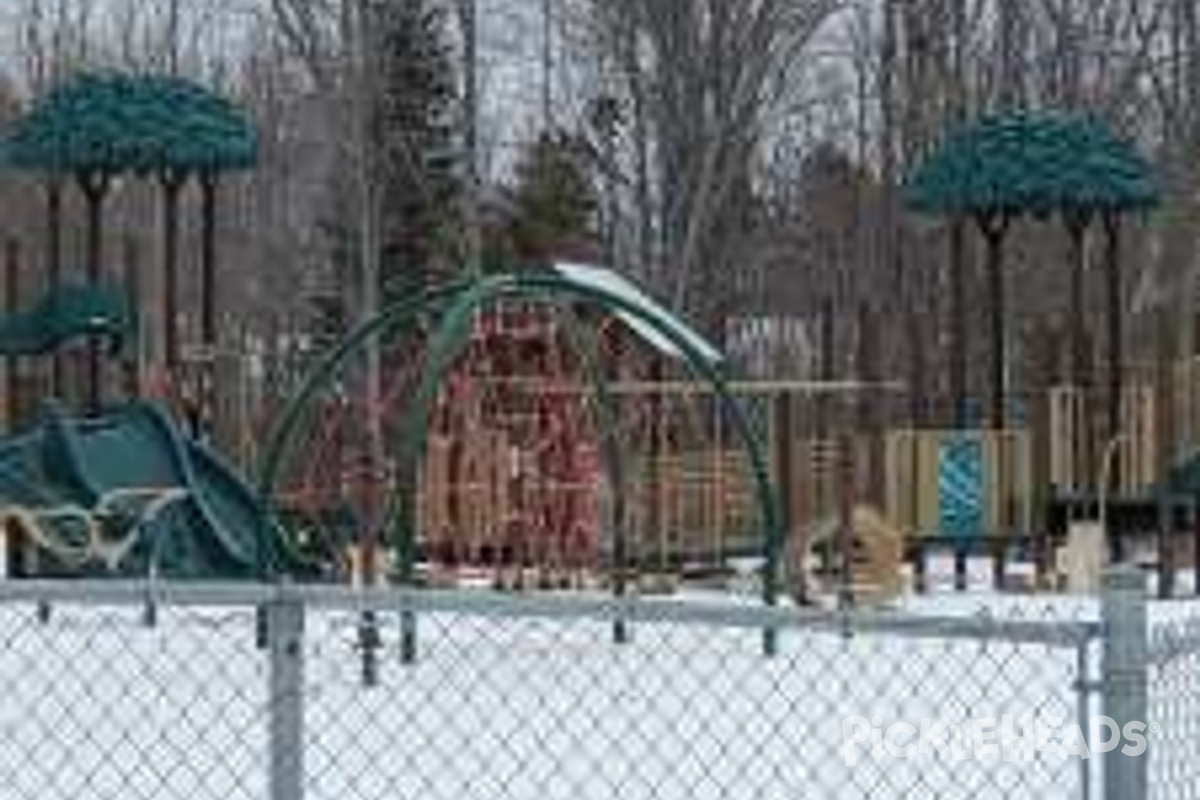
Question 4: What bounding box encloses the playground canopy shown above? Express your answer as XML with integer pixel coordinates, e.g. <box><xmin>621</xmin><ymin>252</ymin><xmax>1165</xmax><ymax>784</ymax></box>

<box><xmin>903</xmin><ymin>110</ymin><xmax>1158</xmax><ymax>437</ymax></box>
<box><xmin>0</xmin><ymin>71</ymin><xmax>255</xmax><ymax>174</ymax></box>
<box><xmin>0</xmin><ymin>70</ymin><xmax>257</xmax><ymax>413</ymax></box>
<box><xmin>904</xmin><ymin>111</ymin><xmax>1157</xmax><ymax>218</ymax></box>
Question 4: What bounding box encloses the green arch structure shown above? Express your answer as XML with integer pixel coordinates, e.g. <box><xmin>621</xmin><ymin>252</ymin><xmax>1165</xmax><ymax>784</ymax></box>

<box><xmin>258</xmin><ymin>270</ymin><xmax>784</xmax><ymax>654</ymax></box>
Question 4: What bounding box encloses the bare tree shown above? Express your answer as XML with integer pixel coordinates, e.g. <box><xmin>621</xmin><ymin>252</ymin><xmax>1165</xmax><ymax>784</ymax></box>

<box><xmin>585</xmin><ymin>0</ymin><xmax>843</xmax><ymax>329</ymax></box>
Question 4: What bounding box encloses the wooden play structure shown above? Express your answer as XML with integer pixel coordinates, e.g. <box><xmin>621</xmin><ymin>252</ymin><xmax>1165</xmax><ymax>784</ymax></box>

<box><xmin>883</xmin><ymin>429</ymin><xmax>1033</xmax><ymax>538</ymax></box>
<box><xmin>225</xmin><ymin>293</ymin><xmax>1200</xmax><ymax>600</ymax></box>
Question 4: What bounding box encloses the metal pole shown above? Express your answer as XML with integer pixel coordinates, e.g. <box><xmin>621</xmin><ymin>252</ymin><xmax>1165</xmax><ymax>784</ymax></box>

<box><xmin>949</xmin><ymin>218</ymin><xmax>967</xmax><ymax>427</ymax></box>
<box><xmin>81</xmin><ymin>171</ymin><xmax>109</xmax><ymax>415</ymax></box>
<box><xmin>1077</xmin><ymin>638</ymin><xmax>1095</xmax><ymax>800</ymax></box>
<box><xmin>1104</xmin><ymin>213</ymin><xmax>1122</xmax><ymax>459</ymax></box>
<box><xmin>3</xmin><ymin>238</ymin><xmax>20</xmax><ymax>577</ymax></box>
<box><xmin>775</xmin><ymin>389</ymin><xmax>799</xmax><ymax>603</ymax></box>
<box><xmin>4</xmin><ymin>238</ymin><xmax>19</xmax><ymax>429</ymax></box>
<box><xmin>122</xmin><ymin>235</ymin><xmax>142</xmax><ymax>398</ymax></box>
<box><xmin>268</xmin><ymin>595</ymin><xmax>305</xmax><ymax>800</ymax></box>
<box><xmin>46</xmin><ymin>179</ymin><xmax>63</xmax><ymax>397</ymax></box>
<box><xmin>162</xmin><ymin>173</ymin><xmax>184</xmax><ymax>375</ymax></box>
<box><xmin>983</xmin><ymin>220</ymin><xmax>1008</xmax><ymax>430</ymax></box>
<box><xmin>1067</xmin><ymin>214</ymin><xmax>1092</xmax><ymax>489</ymax></box>
<box><xmin>200</xmin><ymin>172</ymin><xmax>218</xmax><ymax>439</ymax></box>
<box><xmin>1101</xmin><ymin>565</ymin><xmax>1148</xmax><ymax>800</ymax></box>
<box><xmin>606</xmin><ymin>327</ymin><xmax>630</xmax><ymax>644</ymax></box>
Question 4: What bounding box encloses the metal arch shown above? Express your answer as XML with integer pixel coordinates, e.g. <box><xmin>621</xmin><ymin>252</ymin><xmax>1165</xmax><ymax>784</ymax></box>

<box><xmin>255</xmin><ymin>277</ymin><xmax>474</xmax><ymax>576</ymax></box>
<box><xmin>256</xmin><ymin>271</ymin><xmax>784</xmax><ymax>647</ymax></box>
<box><xmin>388</xmin><ymin>272</ymin><xmax>783</xmax><ymax>638</ymax></box>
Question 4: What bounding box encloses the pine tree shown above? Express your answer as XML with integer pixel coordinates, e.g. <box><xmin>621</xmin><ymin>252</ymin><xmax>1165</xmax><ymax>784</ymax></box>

<box><xmin>507</xmin><ymin>129</ymin><xmax>599</xmax><ymax>266</ymax></box>
<box><xmin>371</xmin><ymin>0</ymin><xmax>460</xmax><ymax>296</ymax></box>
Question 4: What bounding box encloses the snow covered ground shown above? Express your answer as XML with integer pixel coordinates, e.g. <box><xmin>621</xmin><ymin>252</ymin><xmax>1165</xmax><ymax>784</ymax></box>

<box><xmin>0</xmin><ymin>558</ymin><xmax>1197</xmax><ymax>800</ymax></box>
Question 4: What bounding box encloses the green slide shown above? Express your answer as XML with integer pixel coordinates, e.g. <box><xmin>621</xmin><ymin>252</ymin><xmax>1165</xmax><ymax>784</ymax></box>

<box><xmin>0</xmin><ymin>402</ymin><xmax>300</xmax><ymax>579</ymax></box>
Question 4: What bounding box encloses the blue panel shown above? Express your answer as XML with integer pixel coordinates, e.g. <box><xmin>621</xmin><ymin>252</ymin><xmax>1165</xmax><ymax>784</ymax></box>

<box><xmin>939</xmin><ymin>435</ymin><xmax>982</xmax><ymax>540</ymax></box>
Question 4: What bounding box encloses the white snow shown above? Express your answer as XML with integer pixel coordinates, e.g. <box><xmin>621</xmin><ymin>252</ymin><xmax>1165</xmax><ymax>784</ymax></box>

<box><xmin>1</xmin><ymin>566</ymin><xmax>1197</xmax><ymax>799</ymax></box>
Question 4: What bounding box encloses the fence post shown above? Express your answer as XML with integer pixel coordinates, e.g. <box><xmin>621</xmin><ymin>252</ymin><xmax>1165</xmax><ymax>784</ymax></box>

<box><xmin>269</xmin><ymin>592</ymin><xmax>306</xmax><ymax>800</ymax></box>
<box><xmin>1102</xmin><ymin>564</ymin><xmax>1148</xmax><ymax>800</ymax></box>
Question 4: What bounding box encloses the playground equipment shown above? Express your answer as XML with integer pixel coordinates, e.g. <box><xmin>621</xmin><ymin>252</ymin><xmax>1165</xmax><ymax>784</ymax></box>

<box><xmin>258</xmin><ymin>266</ymin><xmax>783</xmax><ymax>662</ymax></box>
<box><xmin>0</xmin><ymin>283</ymin><xmax>133</xmax><ymax>357</ymax></box>
<box><xmin>1045</xmin><ymin>449</ymin><xmax>1200</xmax><ymax>597</ymax></box>
<box><xmin>1060</xmin><ymin>521</ymin><xmax>1107</xmax><ymax>594</ymax></box>
<box><xmin>1</xmin><ymin>69</ymin><xmax>255</xmax><ymax>421</ymax></box>
<box><xmin>905</xmin><ymin>111</ymin><xmax>1158</xmax><ymax>433</ymax></box>
<box><xmin>884</xmin><ymin>429</ymin><xmax>1033</xmax><ymax>540</ymax></box>
<box><xmin>413</xmin><ymin>307</ymin><xmax>602</xmax><ymax>588</ymax></box>
<box><xmin>261</xmin><ymin>266</ymin><xmax>775</xmax><ymax>590</ymax></box>
<box><xmin>804</xmin><ymin>505</ymin><xmax>905</xmax><ymax>605</ymax></box>
<box><xmin>0</xmin><ymin>401</ymin><xmax>293</xmax><ymax>579</ymax></box>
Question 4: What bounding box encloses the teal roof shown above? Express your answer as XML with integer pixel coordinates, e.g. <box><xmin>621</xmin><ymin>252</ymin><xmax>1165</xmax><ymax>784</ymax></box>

<box><xmin>904</xmin><ymin>111</ymin><xmax>1158</xmax><ymax>217</ymax></box>
<box><xmin>0</xmin><ymin>71</ymin><xmax>256</xmax><ymax>175</ymax></box>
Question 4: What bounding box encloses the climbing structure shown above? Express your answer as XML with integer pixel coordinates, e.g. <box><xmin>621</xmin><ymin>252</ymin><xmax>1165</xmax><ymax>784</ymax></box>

<box><xmin>273</xmin><ymin>304</ymin><xmax>604</xmax><ymax>586</ymax></box>
<box><xmin>422</xmin><ymin>308</ymin><xmax>600</xmax><ymax>586</ymax></box>
<box><xmin>259</xmin><ymin>267</ymin><xmax>780</xmax><ymax>600</ymax></box>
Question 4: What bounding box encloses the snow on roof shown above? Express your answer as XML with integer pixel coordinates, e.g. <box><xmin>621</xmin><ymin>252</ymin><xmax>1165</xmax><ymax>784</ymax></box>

<box><xmin>553</xmin><ymin>262</ymin><xmax>724</xmax><ymax>366</ymax></box>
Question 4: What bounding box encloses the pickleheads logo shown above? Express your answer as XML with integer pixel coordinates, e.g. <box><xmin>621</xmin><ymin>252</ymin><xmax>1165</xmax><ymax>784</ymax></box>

<box><xmin>842</xmin><ymin>714</ymin><xmax>1154</xmax><ymax>766</ymax></box>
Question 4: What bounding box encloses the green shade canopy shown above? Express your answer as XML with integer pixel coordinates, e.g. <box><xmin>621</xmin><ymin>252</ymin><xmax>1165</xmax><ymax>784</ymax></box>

<box><xmin>0</xmin><ymin>71</ymin><xmax>256</xmax><ymax>176</ymax></box>
<box><xmin>904</xmin><ymin>111</ymin><xmax>1158</xmax><ymax>218</ymax></box>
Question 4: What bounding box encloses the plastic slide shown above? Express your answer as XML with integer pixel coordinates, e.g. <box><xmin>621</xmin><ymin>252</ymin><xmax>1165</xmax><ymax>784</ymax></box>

<box><xmin>0</xmin><ymin>401</ymin><xmax>295</xmax><ymax>579</ymax></box>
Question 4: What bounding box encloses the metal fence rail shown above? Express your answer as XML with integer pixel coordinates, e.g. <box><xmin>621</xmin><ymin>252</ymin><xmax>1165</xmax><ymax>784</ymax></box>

<box><xmin>0</xmin><ymin>573</ymin><xmax>1185</xmax><ymax>799</ymax></box>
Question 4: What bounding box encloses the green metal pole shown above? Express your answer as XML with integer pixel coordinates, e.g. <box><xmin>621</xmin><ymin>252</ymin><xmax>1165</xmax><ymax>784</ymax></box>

<box><xmin>161</xmin><ymin>171</ymin><xmax>185</xmax><ymax>378</ymax></box>
<box><xmin>80</xmin><ymin>171</ymin><xmax>110</xmax><ymax>415</ymax></box>
<box><xmin>200</xmin><ymin>172</ymin><xmax>219</xmax><ymax>439</ymax></box>
<box><xmin>560</xmin><ymin>310</ymin><xmax>631</xmax><ymax>643</ymax></box>
<box><xmin>46</xmin><ymin>179</ymin><xmax>63</xmax><ymax>398</ymax></box>
<box><xmin>5</xmin><ymin>238</ymin><xmax>19</xmax><ymax>429</ymax></box>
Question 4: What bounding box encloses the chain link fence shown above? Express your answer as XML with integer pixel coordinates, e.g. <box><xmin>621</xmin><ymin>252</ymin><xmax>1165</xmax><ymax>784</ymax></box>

<box><xmin>1149</xmin><ymin>601</ymin><xmax>1200</xmax><ymax>799</ymax></box>
<box><xmin>0</xmin><ymin>572</ymin><xmax>1190</xmax><ymax>799</ymax></box>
